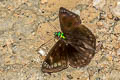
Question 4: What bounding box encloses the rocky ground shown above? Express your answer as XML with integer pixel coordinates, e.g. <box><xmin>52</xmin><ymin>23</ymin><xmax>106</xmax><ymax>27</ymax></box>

<box><xmin>0</xmin><ymin>0</ymin><xmax>120</xmax><ymax>80</ymax></box>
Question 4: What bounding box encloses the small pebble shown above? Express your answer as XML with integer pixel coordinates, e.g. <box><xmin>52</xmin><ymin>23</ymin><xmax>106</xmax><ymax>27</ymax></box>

<box><xmin>67</xmin><ymin>74</ymin><xmax>73</xmax><ymax>79</ymax></box>
<box><xmin>107</xmin><ymin>13</ymin><xmax>113</xmax><ymax>19</ymax></box>
<box><xmin>112</xmin><ymin>1</ymin><xmax>120</xmax><ymax>16</ymax></box>
<box><xmin>96</xmin><ymin>21</ymin><xmax>103</xmax><ymax>27</ymax></box>
<box><xmin>114</xmin><ymin>17</ymin><xmax>120</xmax><ymax>21</ymax></box>
<box><xmin>93</xmin><ymin>0</ymin><xmax>106</xmax><ymax>9</ymax></box>
<box><xmin>41</xmin><ymin>0</ymin><xmax>48</xmax><ymax>4</ymax></box>
<box><xmin>117</xmin><ymin>48</ymin><xmax>120</xmax><ymax>56</ymax></box>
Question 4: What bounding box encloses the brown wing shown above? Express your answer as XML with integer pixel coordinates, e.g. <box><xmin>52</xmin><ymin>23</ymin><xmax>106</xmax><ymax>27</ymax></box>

<box><xmin>67</xmin><ymin>25</ymin><xmax>96</xmax><ymax>68</ymax></box>
<box><xmin>59</xmin><ymin>7</ymin><xmax>96</xmax><ymax>68</ymax></box>
<box><xmin>41</xmin><ymin>39</ymin><xmax>68</xmax><ymax>73</ymax></box>
<box><xmin>67</xmin><ymin>44</ymin><xmax>91</xmax><ymax>68</ymax></box>
<box><xmin>59</xmin><ymin>7</ymin><xmax>81</xmax><ymax>33</ymax></box>
<box><xmin>66</xmin><ymin>24</ymin><xmax>96</xmax><ymax>52</ymax></box>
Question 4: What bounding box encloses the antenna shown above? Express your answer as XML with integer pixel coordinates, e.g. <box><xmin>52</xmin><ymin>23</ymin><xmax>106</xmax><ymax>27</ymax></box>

<box><xmin>47</xmin><ymin>20</ymin><xmax>59</xmax><ymax>32</ymax></box>
<box><xmin>39</xmin><ymin>20</ymin><xmax>59</xmax><ymax>49</ymax></box>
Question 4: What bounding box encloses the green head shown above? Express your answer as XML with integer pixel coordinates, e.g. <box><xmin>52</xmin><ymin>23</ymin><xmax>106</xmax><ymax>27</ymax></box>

<box><xmin>54</xmin><ymin>32</ymin><xmax>66</xmax><ymax>39</ymax></box>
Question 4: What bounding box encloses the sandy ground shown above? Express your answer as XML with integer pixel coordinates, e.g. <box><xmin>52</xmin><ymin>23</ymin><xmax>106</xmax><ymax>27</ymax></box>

<box><xmin>0</xmin><ymin>0</ymin><xmax>120</xmax><ymax>80</ymax></box>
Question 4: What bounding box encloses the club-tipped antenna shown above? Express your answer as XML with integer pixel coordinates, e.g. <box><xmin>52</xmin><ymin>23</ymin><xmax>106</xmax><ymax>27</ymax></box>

<box><xmin>47</xmin><ymin>20</ymin><xmax>58</xmax><ymax>32</ymax></box>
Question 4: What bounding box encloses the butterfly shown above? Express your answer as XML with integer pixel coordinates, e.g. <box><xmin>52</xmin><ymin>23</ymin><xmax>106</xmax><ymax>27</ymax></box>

<box><xmin>41</xmin><ymin>7</ymin><xmax>96</xmax><ymax>73</ymax></box>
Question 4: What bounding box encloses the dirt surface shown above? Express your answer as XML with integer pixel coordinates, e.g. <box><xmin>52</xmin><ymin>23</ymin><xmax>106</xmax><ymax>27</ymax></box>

<box><xmin>0</xmin><ymin>0</ymin><xmax>120</xmax><ymax>80</ymax></box>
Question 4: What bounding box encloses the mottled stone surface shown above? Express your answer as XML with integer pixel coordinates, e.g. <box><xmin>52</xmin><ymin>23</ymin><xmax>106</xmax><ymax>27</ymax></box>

<box><xmin>0</xmin><ymin>0</ymin><xmax>120</xmax><ymax>80</ymax></box>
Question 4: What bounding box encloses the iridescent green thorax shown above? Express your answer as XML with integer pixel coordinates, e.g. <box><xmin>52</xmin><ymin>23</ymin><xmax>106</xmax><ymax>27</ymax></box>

<box><xmin>54</xmin><ymin>32</ymin><xmax>66</xmax><ymax>39</ymax></box>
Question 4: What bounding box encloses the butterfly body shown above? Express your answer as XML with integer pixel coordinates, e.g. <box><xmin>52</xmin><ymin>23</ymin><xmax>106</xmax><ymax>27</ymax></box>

<box><xmin>41</xmin><ymin>7</ymin><xmax>96</xmax><ymax>73</ymax></box>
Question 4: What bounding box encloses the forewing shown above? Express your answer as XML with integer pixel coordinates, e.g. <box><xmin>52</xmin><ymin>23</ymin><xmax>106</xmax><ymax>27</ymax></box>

<box><xmin>42</xmin><ymin>40</ymin><xmax>68</xmax><ymax>73</ymax></box>
<box><xmin>59</xmin><ymin>7</ymin><xmax>81</xmax><ymax>33</ymax></box>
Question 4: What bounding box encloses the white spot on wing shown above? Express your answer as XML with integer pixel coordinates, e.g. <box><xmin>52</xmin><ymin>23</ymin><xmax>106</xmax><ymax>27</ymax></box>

<box><xmin>38</xmin><ymin>48</ymin><xmax>47</xmax><ymax>56</ymax></box>
<box><xmin>89</xmin><ymin>54</ymin><xmax>93</xmax><ymax>58</ymax></box>
<box><xmin>59</xmin><ymin>44</ymin><xmax>62</xmax><ymax>47</ymax></box>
